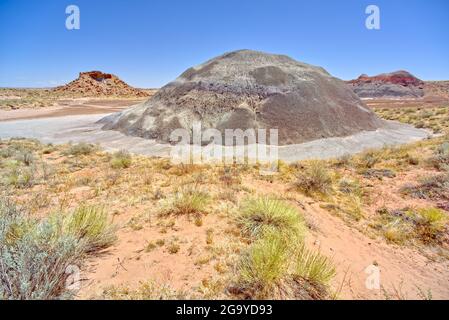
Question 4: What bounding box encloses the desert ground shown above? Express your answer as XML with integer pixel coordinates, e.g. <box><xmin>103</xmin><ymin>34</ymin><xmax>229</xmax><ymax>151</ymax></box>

<box><xmin>1</xmin><ymin>88</ymin><xmax>448</xmax><ymax>300</ymax></box>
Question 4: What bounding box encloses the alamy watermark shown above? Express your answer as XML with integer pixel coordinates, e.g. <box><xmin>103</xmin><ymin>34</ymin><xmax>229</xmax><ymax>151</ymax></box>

<box><xmin>170</xmin><ymin>122</ymin><xmax>279</xmax><ymax>175</ymax></box>
<box><xmin>365</xmin><ymin>5</ymin><xmax>380</xmax><ymax>30</ymax></box>
<box><xmin>66</xmin><ymin>5</ymin><xmax>80</xmax><ymax>30</ymax></box>
<box><xmin>65</xmin><ymin>264</ymin><xmax>81</xmax><ymax>291</ymax></box>
<box><xmin>365</xmin><ymin>264</ymin><xmax>381</xmax><ymax>290</ymax></box>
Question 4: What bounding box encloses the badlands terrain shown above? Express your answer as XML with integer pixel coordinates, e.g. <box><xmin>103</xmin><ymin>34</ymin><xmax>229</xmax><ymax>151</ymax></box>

<box><xmin>1</xmin><ymin>54</ymin><xmax>448</xmax><ymax>300</ymax></box>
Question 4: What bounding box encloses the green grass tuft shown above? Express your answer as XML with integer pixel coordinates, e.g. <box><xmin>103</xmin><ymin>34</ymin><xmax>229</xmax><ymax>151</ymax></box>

<box><xmin>238</xmin><ymin>197</ymin><xmax>305</xmax><ymax>239</ymax></box>
<box><xmin>293</xmin><ymin>243</ymin><xmax>336</xmax><ymax>286</ymax></box>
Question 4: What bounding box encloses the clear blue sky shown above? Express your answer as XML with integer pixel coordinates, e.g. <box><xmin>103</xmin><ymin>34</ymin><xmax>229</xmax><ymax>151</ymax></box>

<box><xmin>1</xmin><ymin>0</ymin><xmax>448</xmax><ymax>88</ymax></box>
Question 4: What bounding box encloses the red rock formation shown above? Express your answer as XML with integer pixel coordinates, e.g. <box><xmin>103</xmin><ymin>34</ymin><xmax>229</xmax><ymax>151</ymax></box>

<box><xmin>53</xmin><ymin>71</ymin><xmax>149</xmax><ymax>97</ymax></box>
<box><xmin>348</xmin><ymin>71</ymin><xmax>424</xmax><ymax>87</ymax></box>
<box><xmin>347</xmin><ymin>71</ymin><xmax>425</xmax><ymax>99</ymax></box>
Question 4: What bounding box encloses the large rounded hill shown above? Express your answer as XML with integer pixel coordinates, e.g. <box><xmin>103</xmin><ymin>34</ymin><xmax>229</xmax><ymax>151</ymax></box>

<box><xmin>101</xmin><ymin>50</ymin><xmax>385</xmax><ymax>145</ymax></box>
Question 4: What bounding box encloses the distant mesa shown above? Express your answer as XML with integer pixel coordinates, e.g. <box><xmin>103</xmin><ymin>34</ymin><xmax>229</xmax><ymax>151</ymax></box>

<box><xmin>53</xmin><ymin>71</ymin><xmax>149</xmax><ymax>97</ymax></box>
<box><xmin>100</xmin><ymin>49</ymin><xmax>386</xmax><ymax>145</ymax></box>
<box><xmin>347</xmin><ymin>71</ymin><xmax>425</xmax><ymax>99</ymax></box>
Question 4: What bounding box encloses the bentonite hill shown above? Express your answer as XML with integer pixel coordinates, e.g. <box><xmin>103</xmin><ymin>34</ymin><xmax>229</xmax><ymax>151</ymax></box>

<box><xmin>54</xmin><ymin>71</ymin><xmax>149</xmax><ymax>97</ymax></box>
<box><xmin>101</xmin><ymin>50</ymin><xmax>386</xmax><ymax>145</ymax></box>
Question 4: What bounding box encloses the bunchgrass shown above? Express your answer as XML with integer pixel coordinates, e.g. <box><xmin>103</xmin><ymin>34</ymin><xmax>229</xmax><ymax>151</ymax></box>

<box><xmin>295</xmin><ymin>161</ymin><xmax>333</xmax><ymax>196</ymax></box>
<box><xmin>61</xmin><ymin>206</ymin><xmax>117</xmax><ymax>253</ymax></box>
<box><xmin>162</xmin><ymin>188</ymin><xmax>210</xmax><ymax>216</ymax></box>
<box><xmin>111</xmin><ymin>150</ymin><xmax>132</xmax><ymax>169</ymax></box>
<box><xmin>238</xmin><ymin>197</ymin><xmax>305</xmax><ymax>239</ymax></box>
<box><xmin>65</xmin><ymin>142</ymin><xmax>98</xmax><ymax>156</ymax></box>
<box><xmin>293</xmin><ymin>243</ymin><xmax>336</xmax><ymax>285</ymax></box>
<box><xmin>236</xmin><ymin>231</ymin><xmax>289</xmax><ymax>299</ymax></box>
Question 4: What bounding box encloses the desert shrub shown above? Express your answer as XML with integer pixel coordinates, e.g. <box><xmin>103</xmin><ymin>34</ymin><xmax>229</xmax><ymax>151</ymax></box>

<box><xmin>400</xmin><ymin>173</ymin><xmax>449</xmax><ymax>201</ymax></box>
<box><xmin>338</xmin><ymin>178</ymin><xmax>361</xmax><ymax>195</ymax></box>
<box><xmin>383</xmin><ymin>222</ymin><xmax>412</xmax><ymax>244</ymax></box>
<box><xmin>238</xmin><ymin>197</ymin><xmax>305</xmax><ymax>239</ymax></box>
<box><xmin>333</xmin><ymin>153</ymin><xmax>352</xmax><ymax>168</ymax></box>
<box><xmin>65</xmin><ymin>142</ymin><xmax>97</xmax><ymax>156</ymax></box>
<box><xmin>293</xmin><ymin>243</ymin><xmax>336</xmax><ymax>286</ymax></box>
<box><xmin>5</xmin><ymin>167</ymin><xmax>35</xmax><ymax>189</ymax></box>
<box><xmin>0</xmin><ymin>201</ymin><xmax>79</xmax><ymax>299</ymax></box>
<box><xmin>415</xmin><ymin>121</ymin><xmax>425</xmax><ymax>129</ymax></box>
<box><xmin>162</xmin><ymin>189</ymin><xmax>210</xmax><ymax>216</ymax></box>
<box><xmin>374</xmin><ymin>207</ymin><xmax>447</xmax><ymax>245</ymax></box>
<box><xmin>0</xmin><ymin>146</ymin><xmax>15</xmax><ymax>158</ymax></box>
<box><xmin>358</xmin><ymin>150</ymin><xmax>381</xmax><ymax>169</ymax></box>
<box><xmin>111</xmin><ymin>150</ymin><xmax>132</xmax><ymax>169</ymax></box>
<box><xmin>405</xmin><ymin>153</ymin><xmax>420</xmax><ymax>166</ymax></box>
<box><xmin>15</xmin><ymin>150</ymin><xmax>34</xmax><ymax>166</ymax></box>
<box><xmin>413</xmin><ymin>208</ymin><xmax>448</xmax><ymax>242</ymax></box>
<box><xmin>167</xmin><ymin>242</ymin><xmax>180</xmax><ymax>254</ymax></box>
<box><xmin>295</xmin><ymin>161</ymin><xmax>333</xmax><ymax>195</ymax></box>
<box><xmin>362</xmin><ymin>168</ymin><xmax>396</xmax><ymax>179</ymax></box>
<box><xmin>427</xmin><ymin>142</ymin><xmax>449</xmax><ymax>171</ymax></box>
<box><xmin>0</xmin><ymin>201</ymin><xmax>116</xmax><ymax>300</ymax></box>
<box><xmin>219</xmin><ymin>166</ymin><xmax>242</xmax><ymax>186</ymax></box>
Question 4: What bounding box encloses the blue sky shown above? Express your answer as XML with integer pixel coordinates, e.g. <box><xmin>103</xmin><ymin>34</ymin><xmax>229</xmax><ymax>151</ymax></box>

<box><xmin>0</xmin><ymin>0</ymin><xmax>448</xmax><ymax>88</ymax></box>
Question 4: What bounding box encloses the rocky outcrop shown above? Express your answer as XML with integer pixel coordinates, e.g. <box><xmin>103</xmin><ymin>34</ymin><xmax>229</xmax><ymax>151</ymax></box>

<box><xmin>54</xmin><ymin>71</ymin><xmax>148</xmax><ymax>97</ymax></box>
<box><xmin>100</xmin><ymin>50</ymin><xmax>385</xmax><ymax>145</ymax></box>
<box><xmin>347</xmin><ymin>71</ymin><xmax>425</xmax><ymax>99</ymax></box>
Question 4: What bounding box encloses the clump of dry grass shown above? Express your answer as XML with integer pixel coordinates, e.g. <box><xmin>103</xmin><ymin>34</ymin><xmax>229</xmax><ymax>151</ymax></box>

<box><xmin>400</xmin><ymin>173</ymin><xmax>449</xmax><ymax>201</ymax></box>
<box><xmin>101</xmin><ymin>281</ymin><xmax>185</xmax><ymax>300</ymax></box>
<box><xmin>111</xmin><ymin>150</ymin><xmax>132</xmax><ymax>169</ymax></box>
<box><xmin>373</xmin><ymin>207</ymin><xmax>448</xmax><ymax>245</ymax></box>
<box><xmin>295</xmin><ymin>161</ymin><xmax>333</xmax><ymax>196</ymax></box>
<box><xmin>64</xmin><ymin>142</ymin><xmax>98</xmax><ymax>156</ymax></box>
<box><xmin>427</xmin><ymin>142</ymin><xmax>449</xmax><ymax>171</ymax></box>
<box><xmin>161</xmin><ymin>188</ymin><xmax>210</xmax><ymax>216</ymax></box>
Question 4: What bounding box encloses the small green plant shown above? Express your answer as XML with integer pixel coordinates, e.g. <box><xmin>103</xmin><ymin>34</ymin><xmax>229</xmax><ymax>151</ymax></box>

<box><xmin>16</xmin><ymin>150</ymin><xmax>34</xmax><ymax>166</ymax></box>
<box><xmin>400</xmin><ymin>173</ymin><xmax>449</xmax><ymax>201</ymax></box>
<box><xmin>238</xmin><ymin>197</ymin><xmax>305</xmax><ymax>239</ymax></box>
<box><xmin>236</xmin><ymin>231</ymin><xmax>289</xmax><ymax>299</ymax></box>
<box><xmin>111</xmin><ymin>150</ymin><xmax>132</xmax><ymax>169</ymax></box>
<box><xmin>358</xmin><ymin>149</ymin><xmax>381</xmax><ymax>169</ymax></box>
<box><xmin>167</xmin><ymin>242</ymin><xmax>180</xmax><ymax>254</ymax></box>
<box><xmin>61</xmin><ymin>206</ymin><xmax>117</xmax><ymax>253</ymax></box>
<box><xmin>427</xmin><ymin>142</ymin><xmax>449</xmax><ymax>171</ymax></box>
<box><xmin>65</xmin><ymin>142</ymin><xmax>97</xmax><ymax>156</ymax></box>
<box><xmin>293</xmin><ymin>243</ymin><xmax>336</xmax><ymax>286</ymax></box>
<box><xmin>295</xmin><ymin>161</ymin><xmax>333</xmax><ymax>196</ymax></box>
<box><xmin>206</xmin><ymin>228</ymin><xmax>214</xmax><ymax>245</ymax></box>
<box><xmin>145</xmin><ymin>241</ymin><xmax>157</xmax><ymax>252</ymax></box>
<box><xmin>413</xmin><ymin>207</ymin><xmax>447</xmax><ymax>242</ymax></box>
<box><xmin>162</xmin><ymin>189</ymin><xmax>209</xmax><ymax>216</ymax></box>
<box><xmin>374</xmin><ymin>207</ymin><xmax>447</xmax><ymax>245</ymax></box>
<box><xmin>338</xmin><ymin>178</ymin><xmax>361</xmax><ymax>195</ymax></box>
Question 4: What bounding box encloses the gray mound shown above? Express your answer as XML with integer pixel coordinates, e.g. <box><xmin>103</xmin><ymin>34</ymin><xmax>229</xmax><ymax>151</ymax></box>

<box><xmin>100</xmin><ymin>50</ymin><xmax>386</xmax><ymax>145</ymax></box>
